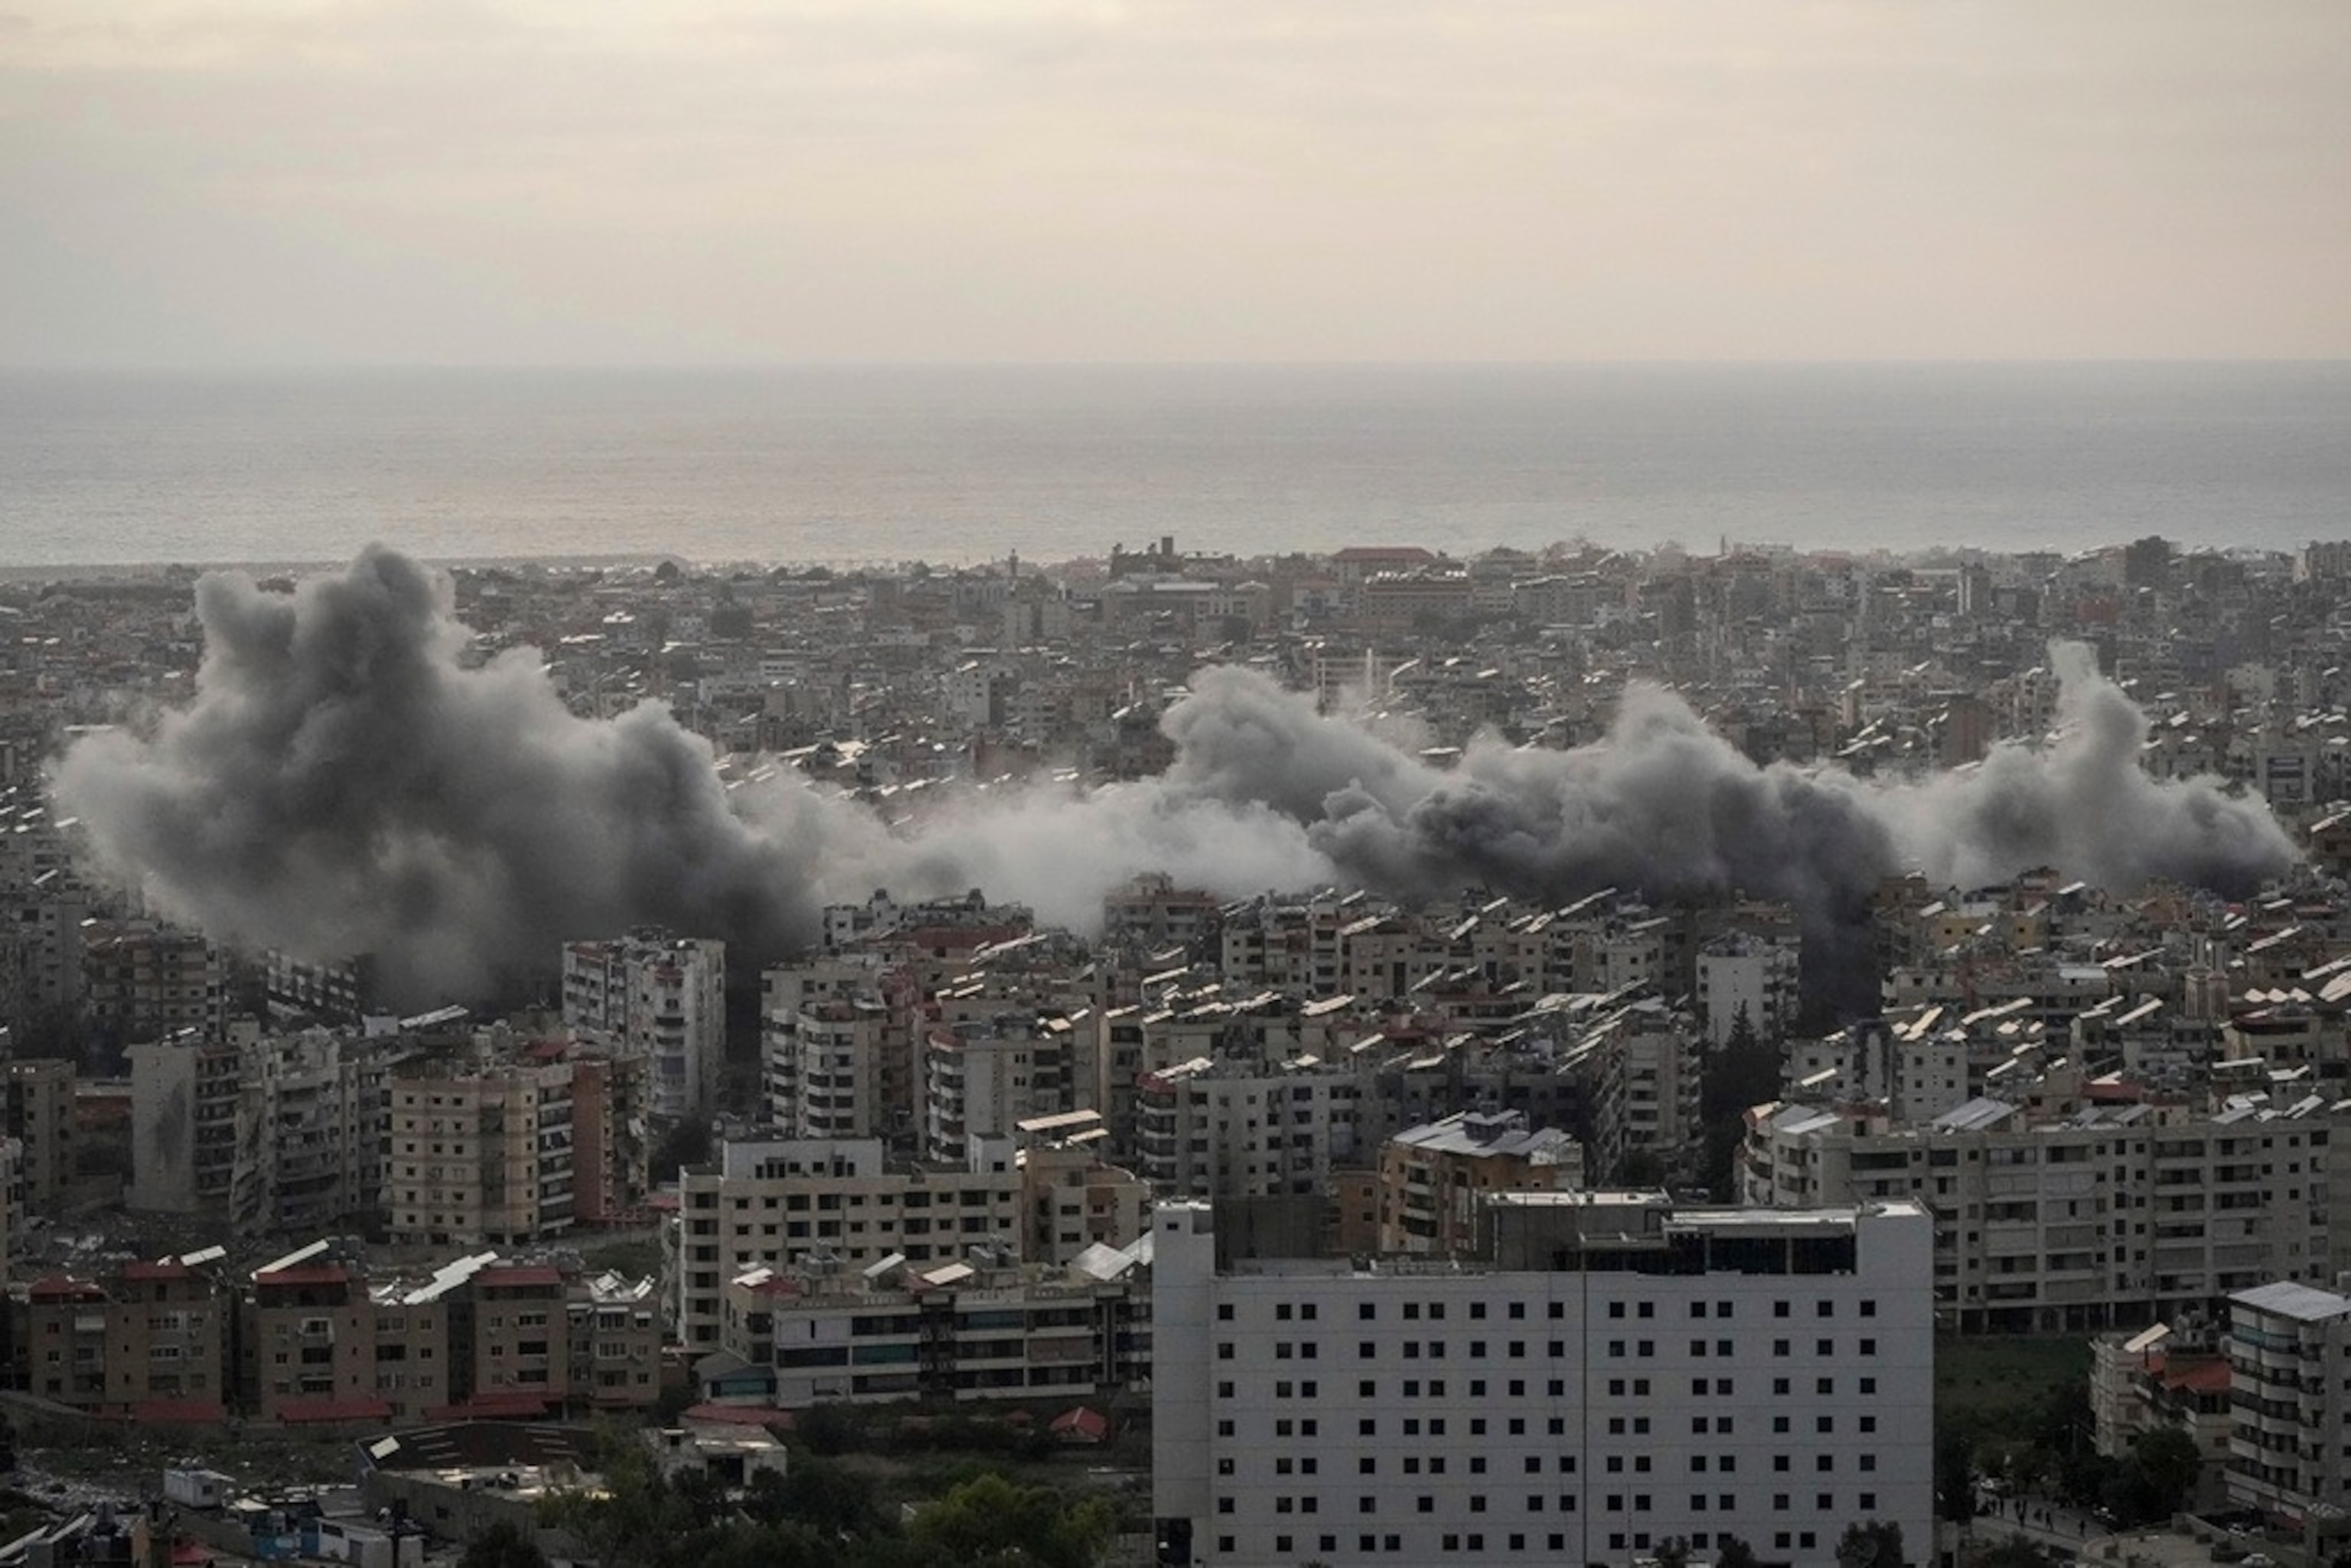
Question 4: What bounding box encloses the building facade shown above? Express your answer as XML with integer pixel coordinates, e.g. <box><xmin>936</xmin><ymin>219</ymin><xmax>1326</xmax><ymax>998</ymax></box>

<box><xmin>1153</xmin><ymin>1194</ymin><xmax>1935</xmax><ymax>1568</ymax></box>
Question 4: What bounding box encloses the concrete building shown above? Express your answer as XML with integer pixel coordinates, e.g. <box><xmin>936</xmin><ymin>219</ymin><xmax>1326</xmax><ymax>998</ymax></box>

<box><xmin>1152</xmin><ymin>1193</ymin><xmax>1935</xmax><ymax>1568</ymax></box>
<box><xmin>385</xmin><ymin>1058</ymin><xmax>575</xmax><ymax>1247</ymax></box>
<box><xmin>1377</xmin><ymin>1110</ymin><xmax>1583</xmax><ymax>1257</ymax></box>
<box><xmin>1135</xmin><ymin>1055</ymin><xmax>1363</xmax><ymax>1201</ymax></box>
<box><xmin>3</xmin><ymin>1057</ymin><xmax>76</xmax><ymax>1210</ymax></box>
<box><xmin>2089</xmin><ymin>1321</ymin><xmax>2231</xmax><ymax>1507</ymax></box>
<box><xmin>83</xmin><ymin>920</ymin><xmax>229</xmax><ymax>1048</ymax></box>
<box><xmin>562</xmin><ymin>931</ymin><xmax>726</xmax><ymax>1123</ymax></box>
<box><xmin>2225</xmin><ymin>1280</ymin><xmax>2351</xmax><ymax>1520</ymax></box>
<box><xmin>126</xmin><ymin>1028</ymin><xmax>250</xmax><ymax>1217</ymax></box>
<box><xmin>669</xmin><ymin>1133</ymin><xmax>1147</xmax><ymax>1354</ymax></box>
<box><xmin>724</xmin><ymin>1239</ymin><xmax>1151</xmax><ymax>1410</ymax></box>
<box><xmin>920</xmin><ymin>1013</ymin><xmax>1073</xmax><ymax>1160</ymax></box>
<box><xmin>1694</xmin><ymin>931</ymin><xmax>1802</xmax><ymax>1047</ymax></box>
<box><xmin>21</xmin><ymin>1246</ymin><xmax>231</xmax><ymax>1420</ymax></box>
<box><xmin>1744</xmin><ymin>1093</ymin><xmax>2351</xmax><ymax>1332</ymax></box>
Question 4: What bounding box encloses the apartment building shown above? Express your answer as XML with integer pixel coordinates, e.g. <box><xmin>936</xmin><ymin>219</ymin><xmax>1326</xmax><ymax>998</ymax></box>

<box><xmin>669</xmin><ymin>1134</ymin><xmax>1147</xmax><ymax>1353</ymax></box>
<box><xmin>1377</xmin><ymin>1110</ymin><xmax>1583</xmax><ymax>1257</ymax></box>
<box><xmin>1573</xmin><ymin>999</ymin><xmax>1702</xmax><ymax>1181</ymax></box>
<box><xmin>241</xmin><ymin>1240</ymin><xmax>663</xmax><ymax>1425</ymax></box>
<box><xmin>386</xmin><ymin>1058</ymin><xmax>575</xmax><ymax>1247</ymax></box>
<box><xmin>920</xmin><ymin>1014</ymin><xmax>1074</xmax><ymax>1159</ymax></box>
<box><xmin>1744</xmin><ymin>1093</ymin><xmax>2351</xmax><ymax>1332</ymax></box>
<box><xmin>1135</xmin><ymin>1055</ymin><xmax>1363</xmax><ymax>1201</ymax></box>
<box><xmin>126</xmin><ymin>1028</ymin><xmax>249</xmax><ymax>1217</ymax></box>
<box><xmin>3</xmin><ymin>1057</ymin><xmax>75</xmax><ymax>1210</ymax></box>
<box><xmin>2225</xmin><ymin>1280</ymin><xmax>2351</xmax><ymax>1519</ymax></box>
<box><xmin>760</xmin><ymin>953</ymin><xmax>906</xmax><ymax>1136</ymax></box>
<box><xmin>724</xmin><ymin>1240</ymin><xmax>1151</xmax><ymax>1409</ymax></box>
<box><xmin>248</xmin><ymin>1242</ymin><xmax>381</xmax><ymax>1422</ymax></box>
<box><xmin>249</xmin><ymin>1028</ymin><xmax>393</xmax><ymax>1236</ymax></box>
<box><xmin>20</xmin><ymin>1247</ymin><xmax>231</xmax><ymax>1419</ymax></box>
<box><xmin>2089</xmin><ymin>1322</ymin><xmax>2231</xmax><ymax>1506</ymax></box>
<box><xmin>561</xmin><ymin>931</ymin><xmax>726</xmax><ymax>1123</ymax></box>
<box><xmin>83</xmin><ymin>920</ymin><xmax>228</xmax><ymax>1048</ymax></box>
<box><xmin>567</xmin><ymin>1048</ymin><xmax>652</xmax><ymax>1227</ymax></box>
<box><xmin>1152</xmin><ymin>1194</ymin><xmax>1935</xmax><ymax>1568</ymax></box>
<box><xmin>1694</xmin><ymin>930</ymin><xmax>1801</xmax><ymax>1046</ymax></box>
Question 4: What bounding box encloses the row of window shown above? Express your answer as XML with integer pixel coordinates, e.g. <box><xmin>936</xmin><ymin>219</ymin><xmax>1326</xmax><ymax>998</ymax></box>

<box><xmin>1217</xmin><ymin>1524</ymin><xmax>1848</xmax><ymax>1556</ymax></box>
<box><xmin>1226</xmin><ymin>1296</ymin><xmax>1881</xmax><ymax>1323</ymax></box>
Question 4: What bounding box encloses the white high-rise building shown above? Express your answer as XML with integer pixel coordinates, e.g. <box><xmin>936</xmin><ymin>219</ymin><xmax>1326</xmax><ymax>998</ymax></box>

<box><xmin>563</xmin><ymin>931</ymin><xmax>726</xmax><ymax>1123</ymax></box>
<box><xmin>1152</xmin><ymin>1193</ymin><xmax>1935</xmax><ymax>1568</ymax></box>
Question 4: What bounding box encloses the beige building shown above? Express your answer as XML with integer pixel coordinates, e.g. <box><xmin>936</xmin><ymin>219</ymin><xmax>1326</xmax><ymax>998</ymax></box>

<box><xmin>84</xmin><ymin>920</ymin><xmax>228</xmax><ymax>1046</ymax></box>
<box><xmin>1376</xmin><ymin>1109</ymin><xmax>1583</xmax><ymax>1257</ymax></box>
<box><xmin>22</xmin><ymin>1247</ymin><xmax>231</xmax><ymax>1420</ymax></box>
<box><xmin>386</xmin><ymin>1058</ymin><xmax>575</xmax><ymax>1247</ymax></box>
<box><xmin>670</xmin><ymin>1134</ymin><xmax>1146</xmax><ymax>1353</ymax></box>
<box><xmin>562</xmin><ymin>931</ymin><xmax>726</xmax><ymax>1123</ymax></box>
<box><xmin>3</xmin><ymin>1058</ymin><xmax>75</xmax><ymax>1211</ymax></box>
<box><xmin>1745</xmin><ymin>1092</ymin><xmax>2351</xmax><ymax>1332</ymax></box>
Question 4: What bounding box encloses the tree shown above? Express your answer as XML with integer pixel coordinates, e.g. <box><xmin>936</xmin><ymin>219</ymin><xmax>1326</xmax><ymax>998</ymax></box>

<box><xmin>2109</xmin><ymin>1426</ymin><xmax>2202</xmax><ymax>1524</ymax></box>
<box><xmin>1837</xmin><ymin>1519</ymin><xmax>1906</xmax><ymax>1568</ymax></box>
<box><xmin>1652</xmin><ymin>1537</ymin><xmax>1691</xmax><ymax>1568</ymax></box>
<box><xmin>1938</xmin><ymin>1428</ymin><xmax>1979</xmax><ymax>1524</ymax></box>
<box><xmin>458</xmin><ymin>1520</ymin><xmax>549</xmax><ymax>1568</ymax></box>
<box><xmin>904</xmin><ymin>1473</ymin><xmax>1116</xmax><ymax>1568</ymax></box>
<box><xmin>1713</xmin><ymin>1538</ymin><xmax>1763</xmax><ymax>1568</ymax></box>
<box><xmin>1698</xmin><ymin>1002</ymin><xmax>1782</xmax><ymax>1199</ymax></box>
<box><xmin>1968</xmin><ymin>1542</ymin><xmax>2056</xmax><ymax>1568</ymax></box>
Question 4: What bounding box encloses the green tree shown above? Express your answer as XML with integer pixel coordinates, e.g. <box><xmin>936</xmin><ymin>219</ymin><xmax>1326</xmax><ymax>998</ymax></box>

<box><xmin>742</xmin><ymin>1455</ymin><xmax>888</xmax><ymax>1540</ymax></box>
<box><xmin>1713</xmin><ymin>1537</ymin><xmax>1763</xmax><ymax>1568</ymax></box>
<box><xmin>904</xmin><ymin>1472</ymin><xmax>1115</xmax><ymax>1568</ymax></box>
<box><xmin>1837</xmin><ymin>1519</ymin><xmax>1906</xmax><ymax>1567</ymax></box>
<box><xmin>1699</xmin><ymin>1002</ymin><xmax>1782</xmax><ymax>1199</ymax></box>
<box><xmin>2108</xmin><ymin>1425</ymin><xmax>2202</xmax><ymax>1523</ymax></box>
<box><xmin>1938</xmin><ymin>1427</ymin><xmax>1979</xmax><ymax>1524</ymax></box>
<box><xmin>458</xmin><ymin>1519</ymin><xmax>549</xmax><ymax>1568</ymax></box>
<box><xmin>1652</xmin><ymin>1537</ymin><xmax>1691</xmax><ymax>1568</ymax></box>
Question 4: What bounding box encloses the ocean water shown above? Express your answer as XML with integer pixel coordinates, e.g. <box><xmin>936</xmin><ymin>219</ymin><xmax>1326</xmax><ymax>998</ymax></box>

<box><xmin>0</xmin><ymin>362</ymin><xmax>2346</xmax><ymax>570</ymax></box>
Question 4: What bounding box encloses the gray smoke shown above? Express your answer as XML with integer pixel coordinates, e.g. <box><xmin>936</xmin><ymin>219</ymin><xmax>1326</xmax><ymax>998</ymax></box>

<box><xmin>54</xmin><ymin>549</ymin><xmax>2298</xmax><ymax>1010</ymax></box>
<box><xmin>54</xmin><ymin>547</ymin><xmax>831</xmax><ymax>1001</ymax></box>
<box><xmin>1158</xmin><ymin>653</ymin><xmax>2297</xmax><ymax>1007</ymax></box>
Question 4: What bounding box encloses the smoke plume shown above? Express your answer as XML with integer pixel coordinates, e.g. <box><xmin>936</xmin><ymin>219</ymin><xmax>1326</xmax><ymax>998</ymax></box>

<box><xmin>54</xmin><ymin>548</ymin><xmax>2298</xmax><ymax>1009</ymax></box>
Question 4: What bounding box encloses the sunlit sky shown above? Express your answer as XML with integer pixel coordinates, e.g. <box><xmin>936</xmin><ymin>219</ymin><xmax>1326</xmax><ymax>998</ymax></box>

<box><xmin>4</xmin><ymin>0</ymin><xmax>2347</xmax><ymax>367</ymax></box>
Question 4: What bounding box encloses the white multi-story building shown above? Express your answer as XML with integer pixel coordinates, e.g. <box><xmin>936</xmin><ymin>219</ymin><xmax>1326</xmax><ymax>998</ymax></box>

<box><xmin>1745</xmin><ymin>1093</ymin><xmax>2351</xmax><ymax>1332</ymax></box>
<box><xmin>1694</xmin><ymin>931</ymin><xmax>1801</xmax><ymax>1046</ymax></box>
<box><xmin>2225</xmin><ymin>1280</ymin><xmax>2351</xmax><ymax>1519</ymax></box>
<box><xmin>562</xmin><ymin>931</ymin><xmax>726</xmax><ymax>1123</ymax></box>
<box><xmin>919</xmin><ymin>1014</ymin><xmax>1071</xmax><ymax>1160</ymax></box>
<box><xmin>1135</xmin><ymin>1055</ymin><xmax>1363</xmax><ymax>1201</ymax></box>
<box><xmin>1152</xmin><ymin>1194</ymin><xmax>1935</xmax><ymax>1568</ymax></box>
<box><xmin>669</xmin><ymin>1134</ymin><xmax>1147</xmax><ymax>1352</ymax></box>
<box><xmin>726</xmin><ymin>1239</ymin><xmax>1153</xmax><ymax>1409</ymax></box>
<box><xmin>761</xmin><ymin>954</ymin><xmax>901</xmax><ymax>1135</ymax></box>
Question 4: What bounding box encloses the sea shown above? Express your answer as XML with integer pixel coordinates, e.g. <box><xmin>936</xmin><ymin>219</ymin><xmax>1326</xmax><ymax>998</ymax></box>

<box><xmin>1</xmin><ymin>361</ymin><xmax>2346</xmax><ymax>572</ymax></box>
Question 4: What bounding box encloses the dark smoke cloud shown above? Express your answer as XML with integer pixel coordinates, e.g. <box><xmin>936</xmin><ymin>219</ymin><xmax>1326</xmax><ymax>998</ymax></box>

<box><xmin>54</xmin><ymin>549</ymin><xmax>2298</xmax><ymax>1011</ymax></box>
<box><xmin>54</xmin><ymin>548</ymin><xmax>829</xmax><ymax>1001</ymax></box>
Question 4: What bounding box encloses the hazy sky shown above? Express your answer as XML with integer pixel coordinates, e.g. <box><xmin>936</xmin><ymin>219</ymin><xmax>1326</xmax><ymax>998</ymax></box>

<box><xmin>4</xmin><ymin>0</ymin><xmax>2347</xmax><ymax>367</ymax></box>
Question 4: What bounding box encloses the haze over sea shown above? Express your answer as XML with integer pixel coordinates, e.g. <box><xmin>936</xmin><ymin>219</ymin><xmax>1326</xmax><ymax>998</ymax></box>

<box><xmin>2</xmin><ymin>362</ymin><xmax>2346</xmax><ymax>572</ymax></box>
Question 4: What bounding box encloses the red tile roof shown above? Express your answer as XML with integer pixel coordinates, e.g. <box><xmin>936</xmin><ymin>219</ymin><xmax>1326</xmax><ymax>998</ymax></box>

<box><xmin>479</xmin><ymin>1266</ymin><xmax>565</xmax><ymax>1288</ymax></box>
<box><xmin>276</xmin><ymin>1397</ymin><xmax>394</xmax><ymax>1424</ymax></box>
<box><xmin>135</xmin><ymin>1398</ymin><xmax>227</xmax><ymax>1424</ymax></box>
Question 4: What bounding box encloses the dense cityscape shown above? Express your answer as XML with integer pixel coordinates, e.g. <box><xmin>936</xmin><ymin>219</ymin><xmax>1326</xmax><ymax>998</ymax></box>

<box><xmin>0</xmin><ymin>535</ymin><xmax>2349</xmax><ymax>1568</ymax></box>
